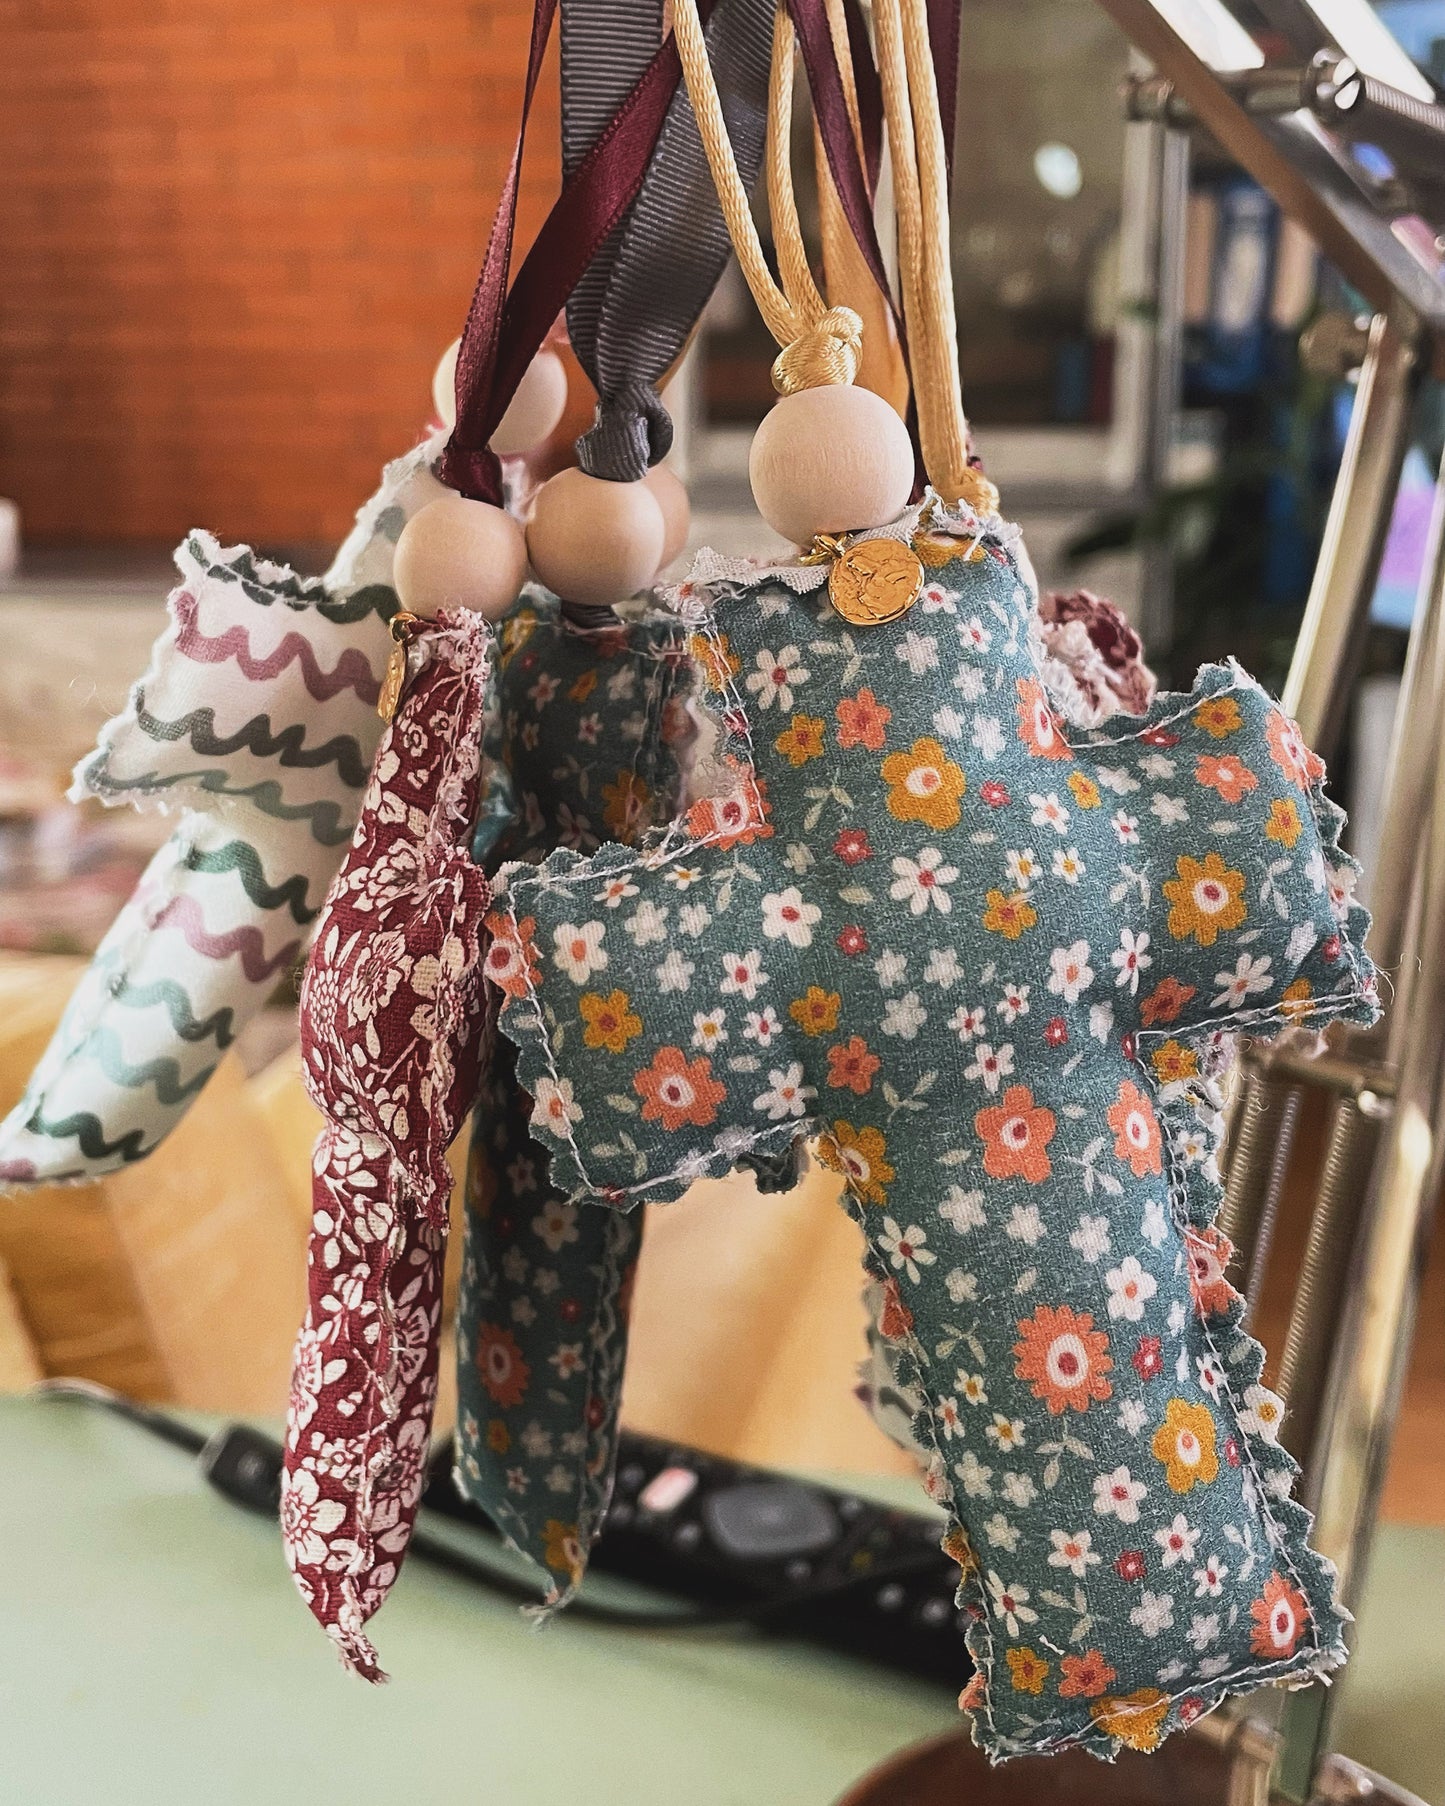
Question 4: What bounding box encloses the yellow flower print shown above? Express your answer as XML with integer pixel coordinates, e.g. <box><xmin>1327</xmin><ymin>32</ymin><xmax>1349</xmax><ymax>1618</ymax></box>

<box><xmin>1067</xmin><ymin>772</ymin><xmax>1101</xmax><ymax>808</ymax></box>
<box><xmin>1265</xmin><ymin>797</ymin><xmax>1303</xmax><ymax>847</ymax></box>
<box><xmin>1006</xmin><ymin>1647</ymin><xmax>1050</xmax><ymax>1695</ymax></box>
<box><xmin>789</xmin><ymin>986</ymin><xmax>842</xmax><ymax>1036</ymax></box>
<box><xmin>981</xmin><ymin>888</ymin><xmax>1037</xmax><ymax>940</ymax></box>
<box><xmin>486</xmin><ymin>1418</ymin><xmax>510</xmax><ymax>1454</ymax></box>
<box><xmin>689</xmin><ymin>630</ymin><xmax>740</xmax><ymax>691</ymax></box>
<box><xmin>1149</xmin><ymin>1039</ymin><xmax>1198</xmax><ymax>1084</ymax></box>
<box><xmin>1280</xmin><ymin>976</ymin><xmax>1314</xmax><ymax>1021</ymax></box>
<box><xmin>601</xmin><ymin>771</ymin><xmax>651</xmax><ymax>840</ymax></box>
<box><xmin>542</xmin><ymin>1518</ymin><xmax>584</xmax><ymax>1581</ymax></box>
<box><xmin>1193</xmin><ymin>695</ymin><xmax>1243</xmax><ymax>738</ymax></box>
<box><xmin>1151</xmin><ymin>1397</ymin><xmax>1220</xmax><ymax>1493</ymax></box>
<box><xmin>881</xmin><ymin>736</ymin><xmax>966</xmax><ymax>830</ymax></box>
<box><xmin>775</xmin><ymin>714</ymin><xmax>827</xmax><ymax>768</ymax></box>
<box><xmin>1163</xmin><ymin>851</ymin><xmax>1247</xmax><ymax>946</ymax></box>
<box><xmin>500</xmin><ymin>606</ymin><xmax>539</xmax><ymax>658</ymax></box>
<box><xmin>941</xmin><ymin>1524</ymin><xmax>978</xmax><ymax>1574</ymax></box>
<box><xmin>568</xmin><ymin>668</ymin><xmax>598</xmax><ymax>704</ymax></box>
<box><xmin>579</xmin><ymin>989</ymin><xmax>643</xmax><ymax>1054</ymax></box>
<box><xmin>1089</xmin><ymin>1690</ymin><xmax>1171</xmax><ymax>1751</ymax></box>
<box><xmin>820</xmin><ymin>1120</ymin><xmax>895</xmax><ymax>1204</ymax></box>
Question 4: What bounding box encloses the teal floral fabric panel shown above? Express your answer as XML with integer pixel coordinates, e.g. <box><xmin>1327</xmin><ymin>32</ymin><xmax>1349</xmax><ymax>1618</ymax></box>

<box><xmin>455</xmin><ymin>593</ymin><xmax>695</xmax><ymax>1594</ymax></box>
<box><xmin>487</xmin><ymin>508</ymin><xmax>1377</xmax><ymax>1760</ymax></box>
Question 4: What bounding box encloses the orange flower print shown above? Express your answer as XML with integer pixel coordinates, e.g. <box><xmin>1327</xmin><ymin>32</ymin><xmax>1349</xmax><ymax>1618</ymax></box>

<box><xmin>601</xmin><ymin>770</ymin><xmax>651</xmax><ymax>840</ymax></box>
<box><xmin>977</xmin><ymin>1085</ymin><xmax>1056</xmax><ymax>1182</ymax></box>
<box><xmin>1249</xmin><ymin>1571</ymin><xmax>1310</xmax><ymax>1660</ymax></box>
<box><xmin>542</xmin><ymin>1518</ymin><xmax>584</xmax><ymax>1582</ymax></box>
<box><xmin>1195</xmin><ymin>752</ymin><xmax>1258</xmax><ymax>803</ymax></box>
<box><xmin>820</xmin><ymin>1120</ymin><xmax>895</xmax><ymax>1204</ymax></box>
<box><xmin>1265</xmin><ymin>796</ymin><xmax>1303</xmax><ymax>846</ymax></box>
<box><xmin>1266</xmin><ymin>709</ymin><xmax>1325</xmax><ymax>790</ymax></box>
<box><xmin>774</xmin><ymin>714</ymin><xmax>826</xmax><ymax>767</ymax></box>
<box><xmin>1150</xmin><ymin>1039</ymin><xmax>1198</xmax><ymax>1084</ymax></box>
<box><xmin>1140</xmin><ymin>975</ymin><xmax>1197</xmax><ymax>1026</ymax></box>
<box><xmin>789</xmin><ymin>986</ymin><xmax>842</xmax><ymax>1036</ymax></box>
<box><xmin>476</xmin><ymin>1322</ymin><xmax>531</xmax><ymax>1407</ymax></box>
<box><xmin>1006</xmin><ymin>1647</ymin><xmax>1050</xmax><ymax>1695</ymax></box>
<box><xmin>685</xmin><ymin>763</ymin><xmax>773</xmax><ymax>847</ymax></box>
<box><xmin>881</xmin><ymin>736</ymin><xmax>967</xmax><ymax>829</ymax></box>
<box><xmin>1089</xmin><ymin>1690</ymin><xmax>1170</xmax><ymax>1752</ymax></box>
<box><xmin>878</xmin><ymin>1275</ymin><xmax>914</xmax><ymax>1338</ymax></box>
<box><xmin>483</xmin><ymin>912</ymin><xmax>540</xmax><ymax>1000</ymax></box>
<box><xmin>1059</xmin><ymin>1650</ymin><xmax>1118</xmax><ymax>1699</ymax></box>
<box><xmin>1017</xmin><ymin>678</ymin><xmax>1071</xmax><ymax>760</ymax></box>
<box><xmin>567</xmin><ymin>668</ymin><xmax>599</xmax><ymax>704</ymax></box>
<box><xmin>578</xmin><ymin>989</ymin><xmax>642</xmax><ymax>1054</ymax></box>
<box><xmin>689</xmin><ymin>629</ymin><xmax>740</xmax><ymax>692</ymax></box>
<box><xmin>1193</xmin><ymin>695</ymin><xmax>1243</xmax><ymax>739</ymax></box>
<box><xmin>1013</xmin><ymin>1303</ymin><xmax>1113</xmax><ymax>1414</ymax></box>
<box><xmin>1067</xmin><ymin>771</ymin><xmax>1101</xmax><ymax>808</ymax></box>
<box><xmin>826</xmin><ymin>1034</ymin><xmax>881</xmax><ymax>1095</ymax></box>
<box><xmin>836</xmin><ymin>686</ymin><xmax>892</xmax><ymax>751</ymax></box>
<box><xmin>1107</xmin><ymin>1079</ymin><xmax>1163</xmax><ymax>1177</ymax></box>
<box><xmin>633</xmin><ymin>1046</ymin><xmax>727</xmax><ymax>1131</ymax></box>
<box><xmin>486</xmin><ymin>1418</ymin><xmax>510</xmax><ymax>1454</ymax></box>
<box><xmin>1151</xmin><ymin>1397</ymin><xmax>1219</xmax><ymax>1492</ymax></box>
<box><xmin>1163</xmin><ymin>851</ymin><xmax>1247</xmax><ymax>945</ymax></box>
<box><xmin>981</xmin><ymin>888</ymin><xmax>1038</xmax><ymax>940</ymax></box>
<box><xmin>1184</xmin><ymin>1224</ymin><xmax>1239</xmax><ymax>1319</ymax></box>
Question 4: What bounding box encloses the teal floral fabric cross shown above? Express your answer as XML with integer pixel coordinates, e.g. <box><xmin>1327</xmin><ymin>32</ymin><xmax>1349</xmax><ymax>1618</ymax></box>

<box><xmin>487</xmin><ymin>505</ymin><xmax>1377</xmax><ymax>1761</ymax></box>
<box><xmin>454</xmin><ymin>593</ymin><xmax>695</xmax><ymax>1591</ymax></box>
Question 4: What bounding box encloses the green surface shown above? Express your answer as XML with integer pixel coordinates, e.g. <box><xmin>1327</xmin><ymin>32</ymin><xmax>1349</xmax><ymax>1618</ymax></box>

<box><xmin>0</xmin><ymin>1396</ymin><xmax>1440</xmax><ymax>1805</ymax></box>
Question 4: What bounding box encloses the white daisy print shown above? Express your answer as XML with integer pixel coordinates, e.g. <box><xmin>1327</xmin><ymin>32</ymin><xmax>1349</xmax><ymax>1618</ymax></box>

<box><xmin>878</xmin><ymin>1218</ymin><xmax>936</xmax><ymax>1283</ymax></box>
<box><xmin>1047</xmin><ymin>940</ymin><xmax>1095</xmax><ymax>1003</ymax></box>
<box><xmin>1029</xmin><ymin>792</ymin><xmax>1070</xmax><ymax>833</ymax></box>
<box><xmin>890</xmin><ymin>847</ymin><xmax>960</xmax><ymax>915</ymax></box>
<box><xmin>691</xmin><ymin>1009</ymin><xmax>728</xmax><ymax>1052</ymax></box>
<box><xmin>965</xmin><ymin>1040</ymin><xmax>1015</xmax><ymax>1093</ymax></box>
<box><xmin>720</xmin><ymin>950</ymin><xmax>768</xmax><ymax>1000</ymax></box>
<box><xmin>1070</xmin><ymin>1213</ymin><xmax>1110</xmax><ymax>1263</ymax></box>
<box><xmin>595</xmin><ymin>875</ymin><xmax>639</xmax><ymax>908</ymax></box>
<box><xmin>1213</xmin><ymin>952</ymin><xmax>1274</xmax><ymax>1010</ymax></box>
<box><xmin>761</xmin><ymin>886</ymin><xmax>821</xmax><ymax>947</ymax></box>
<box><xmin>986</xmin><ymin>1572</ymin><xmax>1039</xmax><ymax>1637</ymax></box>
<box><xmin>1111</xmin><ymin>927</ymin><xmax>1152</xmax><ymax>994</ymax></box>
<box><xmin>1155</xmin><ymin>1512</ymin><xmax>1200</xmax><ymax>1568</ymax></box>
<box><xmin>1052</xmin><ymin>845</ymin><xmax>1086</xmax><ymax>883</ymax></box>
<box><xmin>949</xmin><ymin>1002</ymin><xmax>987</xmax><ymax>1042</ymax></box>
<box><xmin>553</xmin><ymin>921</ymin><xmax>607</xmax><ymax>984</ymax></box>
<box><xmin>1047</xmin><ymin>1529</ymin><xmax>1100</xmax><ymax>1578</ymax></box>
<box><xmin>1105</xmin><ymin>1255</ymin><xmax>1158</xmax><ymax>1321</ymax></box>
<box><xmin>881</xmin><ymin>990</ymin><xmax>928</xmax><ymax>1039</ymax></box>
<box><xmin>1005</xmin><ymin>848</ymin><xmax>1041</xmax><ymax>889</ymax></box>
<box><xmin>1129</xmin><ymin>1590</ymin><xmax>1175</xmax><ymax>1637</ymax></box>
<box><xmin>1092</xmin><ymin>1465</ymin><xmax>1148</xmax><ymax>1523</ymax></box>
<box><xmin>742</xmin><ymin>1005</ymin><xmax>782</xmax><ymax>1046</ymax></box>
<box><xmin>939</xmin><ymin>1186</ymin><xmax>986</xmax><ymax>1234</ymax></box>
<box><xmin>752</xmin><ymin>1063</ymin><xmax>815</xmax><ymax>1120</ymax></box>
<box><xmin>745</xmin><ymin>645</ymin><xmax>809</xmax><ymax>710</ymax></box>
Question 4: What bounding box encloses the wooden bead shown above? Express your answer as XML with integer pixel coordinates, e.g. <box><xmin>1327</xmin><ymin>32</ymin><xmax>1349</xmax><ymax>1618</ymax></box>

<box><xmin>392</xmin><ymin>496</ymin><xmax>527</xmax><ymax>621</ymax></box>
<box><xmin>748</xmin><ymin>385</ymin><xmax>915</xmax><ymax>548</ymax></box>
<box><xmin>431</xmin><ymin>342</ymin><xmax>569</xmax><ymax>457</ymax></box>
<box><xmin>431</xmin><ymin>338</ymin><xmax>460</xmax><ymax>428</ymax></box>
<box><xmin>644</xmin><ymin>465</ymin><xmax>691</xmax><ymax>571</ymax></box>
<box><xmin>526</xmin><ymin>468</ymin><xmax>666</xmax><ymax>608</ymax></box>
<box><xmin>492</xmin><ymin>349</ymin><xmax>570</xmax><ymax>457</ymax></box>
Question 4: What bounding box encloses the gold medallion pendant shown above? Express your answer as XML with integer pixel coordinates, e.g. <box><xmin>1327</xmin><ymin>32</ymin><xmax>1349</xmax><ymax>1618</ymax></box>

<box><xmin>805</xmin><ymin>534</ymin><xmax>925</xmax><ymax>627</ymax></box>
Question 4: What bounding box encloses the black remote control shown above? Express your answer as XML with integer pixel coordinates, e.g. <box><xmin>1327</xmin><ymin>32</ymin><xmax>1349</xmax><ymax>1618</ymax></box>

<box><xmin>425</xmin><ymin>1429</ymin><xmax>970</xmax><ymax>1687</ymax></box>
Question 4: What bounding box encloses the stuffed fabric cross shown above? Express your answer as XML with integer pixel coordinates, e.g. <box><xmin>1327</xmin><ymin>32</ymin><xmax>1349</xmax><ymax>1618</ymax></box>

<box><xmin>488</xmin><ymin>503</ymin><xmax>1376</xmax><ymax>1760</ymax></box>
<box><xmin>455</xmin><ymin>594</ymin><xmax>698</xmax><ymax>1595</ymax></box>
<box><xmin>0</xmin><ymin>433</ymin><xmax>450</xmax><ymax>1185</ymax></box>
<box><xmin>282</xmin><ymin>609</ymin><xmax>493</xmax><ymax>1680</ymax></box>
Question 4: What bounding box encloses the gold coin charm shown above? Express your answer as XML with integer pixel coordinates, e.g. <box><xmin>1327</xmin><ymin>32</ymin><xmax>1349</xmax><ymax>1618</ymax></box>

<box><xmin>825</xmin><ymin>536</ymin><xmax>925</xmax><ymax>627</ymax></box>
<box><xmin>377</xmin><ymin>610</ymin><xmax>423</xmax><ymax>723</ymax></box>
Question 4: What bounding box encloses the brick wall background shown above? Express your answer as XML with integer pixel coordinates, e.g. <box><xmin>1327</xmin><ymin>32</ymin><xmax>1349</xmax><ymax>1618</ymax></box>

<box><xmin>0</xmin><ymin>1</ymin><xmax>559</xmax><ymax>549</ymax></box>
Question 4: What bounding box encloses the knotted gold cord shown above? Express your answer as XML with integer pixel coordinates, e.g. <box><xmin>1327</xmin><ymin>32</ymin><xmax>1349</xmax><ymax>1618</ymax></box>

<box><xmin>673</xmin><ymin>0</ymin><xmax>862</xmax><ymax>392</ymax></box>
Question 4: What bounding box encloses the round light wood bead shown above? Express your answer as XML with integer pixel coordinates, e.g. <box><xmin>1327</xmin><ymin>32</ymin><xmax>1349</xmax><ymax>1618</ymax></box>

<box><xmin>644</xmin><ymin>465</ymin><xmax>691</xmax><ymax>571</ymax></box>
<box><xmin>430</xmin><ymin>342</ymin><xmax>569</xmax><ymax>458</ymax></box>
<box><xmin>392</xmin><ymin>496</ymin><xmax>527</xmax><ymax>621</ymax></box>
<box><xmin>526</xmin><ymin>469</ymin><xmax>666</xmax><ymax>608</ymax></box>
<box><xmin>748</xmin><ymin>385</ymin><xmax>914</xmax><ymax>548</ymax></box>
<box><xmin>431</xmin><ymin>338</ymin><xmax>461</xmax><ymax>427</ymax></box>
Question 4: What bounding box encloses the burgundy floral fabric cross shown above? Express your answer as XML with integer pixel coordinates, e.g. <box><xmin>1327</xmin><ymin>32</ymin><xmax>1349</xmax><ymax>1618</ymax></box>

<box><xmin>283</xmin><ymin>610</ymin><xmax>494</xmax><ymax>1679</ymax></box>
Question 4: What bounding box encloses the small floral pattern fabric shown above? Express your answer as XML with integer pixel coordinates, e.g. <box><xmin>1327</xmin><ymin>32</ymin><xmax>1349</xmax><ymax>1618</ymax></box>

<box><xmin>456</xmin><ymin>595</ymin><xmax>695</xmax><ymax>1595</ymax></box>
<box><xmin>283</xmin><ymin>610</ymin><xmax>494</xmax><ymax>1680</ymax></box>
<box><xmin>487</xmin><ymin>502</ymin><xmax>1377</xmax><ymax>1761</ymax></box>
